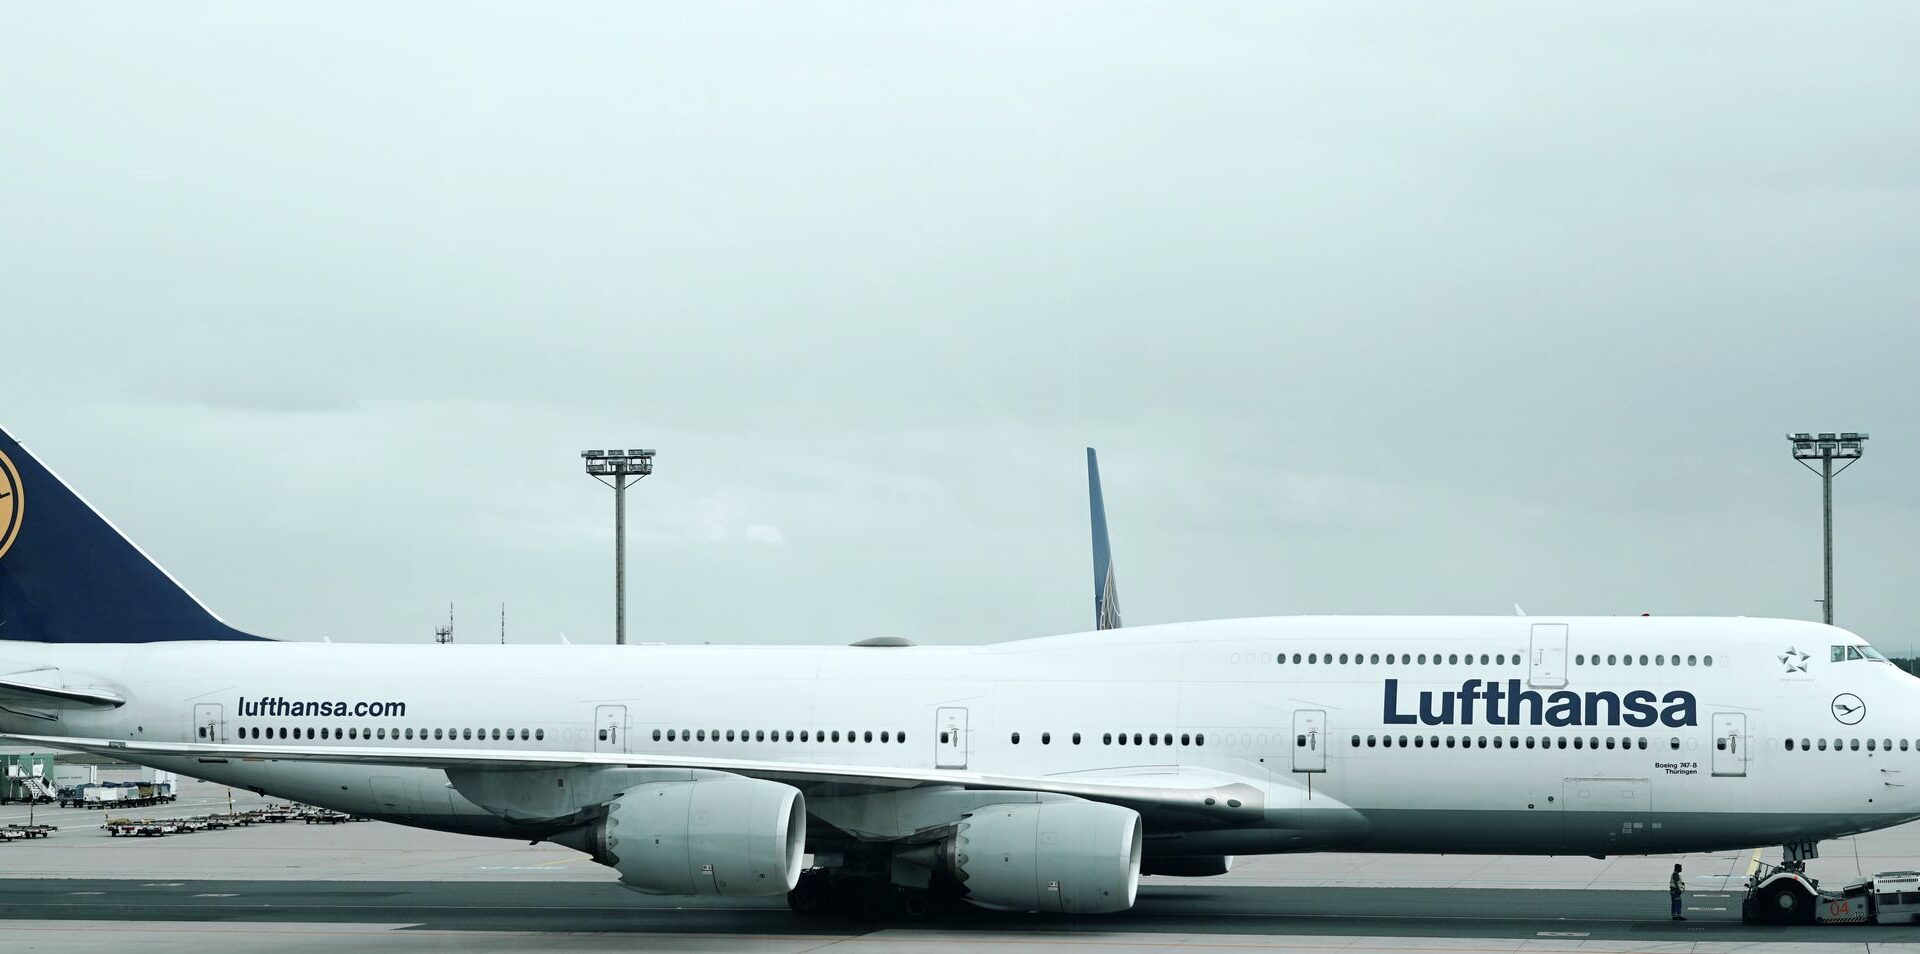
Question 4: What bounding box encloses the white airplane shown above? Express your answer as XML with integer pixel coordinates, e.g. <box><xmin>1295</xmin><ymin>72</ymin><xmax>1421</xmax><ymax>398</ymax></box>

<box><xmin>2</xmin><ymin>426</ymin><xmax>1916</xmax><ymax>923</ymax></box>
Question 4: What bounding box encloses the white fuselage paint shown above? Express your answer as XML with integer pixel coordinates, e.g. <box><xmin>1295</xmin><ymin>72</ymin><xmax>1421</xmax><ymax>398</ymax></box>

<box><xmin>5</xmin><ymin>614</ymin><xmax>1918</xmax><ymax>858</ymax></box>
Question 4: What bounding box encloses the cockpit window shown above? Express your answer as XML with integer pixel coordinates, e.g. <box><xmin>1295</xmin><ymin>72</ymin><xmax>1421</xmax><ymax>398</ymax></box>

<box><xmin>1832</xmin><ymin>644</ymin><xmax>1891</xmax><ymax>663</ymax></box>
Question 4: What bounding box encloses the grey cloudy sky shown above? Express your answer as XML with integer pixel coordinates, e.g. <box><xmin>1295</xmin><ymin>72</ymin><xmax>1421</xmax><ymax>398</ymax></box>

<box><xmin>3</xmin><ymin>4</ymin><xmax>1917</xmax><ymax>648</ymax></box>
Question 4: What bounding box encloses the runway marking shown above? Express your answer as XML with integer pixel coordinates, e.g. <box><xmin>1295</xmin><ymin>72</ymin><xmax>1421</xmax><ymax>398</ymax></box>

<box><xmin>66</xmin><ymin>892</ymin><xmax>104</xmax><ymax>896</ymax></box>
<box><xmin>1686</xmin><ymin>906</ymin><xmax>1727</xmax><ymax>911</ymax></box>
<box><xmin>139</xmin><ymin>882</ymin><xmax>185</xmax><ymax>887</ymax></box>
<box><xmin>194</xmin><ymin>893</ymin><xmax>240</xmax><ymax>898</ymax></box>
<box><xmin>1535</xmin><ymin>931</ymin><xmax>1588</xmax><ymax>937</ymax></box>
<box><xmin>0</xmin><ymin>924</ymin><xmax>1770</xmax><ymax>953</ymax></box>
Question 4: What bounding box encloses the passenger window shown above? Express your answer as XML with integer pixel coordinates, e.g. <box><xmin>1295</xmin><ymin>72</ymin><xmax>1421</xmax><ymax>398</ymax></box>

<box><xmin>1339</xmin><ymin>653</ymin><xmax>1349</xmax><ymax>663</ymax></box>
<box><xmin>1478</xmin><ymin>654</ymin><xmax>1489</xmax><ymax>664</ymax></box>
<box><xmin>652</xmin><ymin>729</ymin><xmax>662</xmax><ymax>742</ymax></box>
<box><xmin>1704</xmin><ymin>655</ymin><xmax>1713</xmax><ymax>667</ymax></box>
<box><xmin>1133</xmin><ymin>733</ymin><xmax>1144</xmax><ymax>745</ymax></box>
<box><xmin>1575</xmin><ymin>654</ymin><xmax>1584</xmax><ymax>665</ymax></box>
<box><xmin>1418</xmin><ymin>654</ymin><xmax>1427</xmax><ymax>664</ymax></box>
<box><xmin>1818</xmin><ymin>739</ymin><xmax>1829</xmax><ymax>750</ymax></box>
<box><xmin>1607</xmin><ymin>654</ymin><xmax>1617</xmax><ymax>665</ymax></box>
<box><xmin>1181</xmin><ymin>733</ymin><xmax>1191</xmax><ymax>746</ymax></box>
<box><xmin>864</xmin><ymin>731</ymin><xmax>873</xmax><ymax>742</ymax></box>
<box><xmin>1195</xmin><ymin>734</ymin><xmax>1205</xmax><ymax>746</ymax></box>
<box><xmin>1448</xmin><ymin>654</ymin><xmax>1458</xmax><ymax>664</ymax></box>
<box><xmin>1370</xmin><ymin>653</ymin><xmax>1380</xmax><ymax>664</ymax></box>
<box><xmin>1351</xmin><ymin>734</ymin><xmax>1361</xmax><ymax>747</ymax></box>
<box><xmin>1292</xmin><ymin>653</ymin><xmax>1302</xmax><ymax>663</ymax></box>
<box><xmin>1072</xmin><ymin>732</ymin><xmax>1082</xmax><ymax>745</ymax></box>
<box><xmin>596</xmin><ymin>729</ymin><xmax>606</xmax><ymax>741</ymax></box>
<box><xmin>534</xmin><ymin>729</ymin><xmax>545</xmax><ymax>740</ymax></box>
<box><xmin>1011</xmin><ymin>732</ymin><xmax>1020</xmax><ymax>745</ymax></box>
<box><xmin>1869</xmin><ymin>738</ymin><xmax>1878</xmax><ymax>751</ymax></box>
<box><xmin>1039</xmin><ymin>732</ymin><xmax>1050</xmax><ymax>744</ymax></box>
<box><xmin>1308</xmin><ymin>653</ymin><xmax>1318</xmax><ymax>663</ymax></box>
<box><xmin>491</xmin><ymin>729</ymin><xmax>500</xmax><ymax>741</ymax></box>
<box><xmin>1851</xmin><ymin>739</ymin><xmax>1861</xmax><ymax>751</ymax></box>
<box><xmin>1638</xmin><ymin>655</ymin><xmax>1648</xmax><ymax>665</ymax></box>
<box><xmin>1276</xmin><ymin>653</ymin><xmax>1286</xmax><ymax>665</ymax></box>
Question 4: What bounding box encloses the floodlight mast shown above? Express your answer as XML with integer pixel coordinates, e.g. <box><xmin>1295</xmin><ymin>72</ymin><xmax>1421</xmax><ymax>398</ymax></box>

<box><xmin>582</xmin><ymin>448</ymin><xmax>656</xmax><ymax>645</ymax></box>
<box><xmin>1787</xmin><ymin>432</ymin><xmax>1867</xmax><ymax>626</ymax></box>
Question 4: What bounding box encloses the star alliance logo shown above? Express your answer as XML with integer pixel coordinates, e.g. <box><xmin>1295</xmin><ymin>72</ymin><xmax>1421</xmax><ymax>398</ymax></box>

<box><xmin>1780</xmin><ymin>646</ymin><xmax>1810</xmax><ymax>674</ymax></box>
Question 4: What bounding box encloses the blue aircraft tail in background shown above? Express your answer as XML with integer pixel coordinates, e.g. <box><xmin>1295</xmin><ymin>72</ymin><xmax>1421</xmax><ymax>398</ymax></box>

<box><xmin>0</xmin><ymin>425</ymin><xmax>267</xmax><ymax>643</ymax></box>
<box><xmin>1087</xmin><ymin>448</ymin><xmax>1122</xmax><ymax>631</ymax></box>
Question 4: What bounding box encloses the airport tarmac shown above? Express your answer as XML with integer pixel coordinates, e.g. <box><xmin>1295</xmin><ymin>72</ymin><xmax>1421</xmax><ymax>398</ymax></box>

<box><xmin>9</xmin><ymin>776</ymin><xmax>1920</xmax><ymax>952</ymax></box>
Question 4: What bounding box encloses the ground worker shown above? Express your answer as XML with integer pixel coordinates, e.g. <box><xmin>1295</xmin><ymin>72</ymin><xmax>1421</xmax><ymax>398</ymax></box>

<box><xmin>1670</xmin><ymin>863</ymin><xmax>1686</xmax><ymax>920</ymax></box>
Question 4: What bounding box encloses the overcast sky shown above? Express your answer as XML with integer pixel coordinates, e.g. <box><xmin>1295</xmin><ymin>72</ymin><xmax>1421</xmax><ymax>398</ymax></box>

<box><xmin>3</xmin><ymin>4</ymin><xmax>1917</xmax><ymax>649</ymax></box>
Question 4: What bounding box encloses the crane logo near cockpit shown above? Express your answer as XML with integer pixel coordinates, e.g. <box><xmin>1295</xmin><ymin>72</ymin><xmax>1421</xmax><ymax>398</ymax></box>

<box><xmin>1832</xmin><ymin>693</ymin><xmax>1866</xmax><ymax>725</ymax></box>
<box><xmin>0</xmin><ymin>449</ymin><xmax>21</xmax><ymax>561</ymax></box>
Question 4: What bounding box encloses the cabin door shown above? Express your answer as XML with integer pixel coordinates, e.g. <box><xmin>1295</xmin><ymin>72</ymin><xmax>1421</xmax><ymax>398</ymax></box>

<box><xmin>1292</xmin><ymin>709</ymin><xmax>1327</xmax><ymax>773</ymax></box>
<box><xmin>935</xmin><ymin>707</ymin><xmax>969</xmax><ymax>769</ymax></box>
<box><xmin>1529</xmin><ymin>623</ymin><xmax>1568</xmax><ymax>688</ymax></box>
<box><xmin>594</xmin><ymin>704</ymin><xmax>628</xmax><ymax>754</ymax></box>
<box><xmin>193</xmin><ymin>703</ymin><xmax>225</xmax><ymax>744</ymax></box>
<box><xmin>1712</xmin><ymin>713</ymin><xmax>1748</xmax><ymax>777</ymax></box>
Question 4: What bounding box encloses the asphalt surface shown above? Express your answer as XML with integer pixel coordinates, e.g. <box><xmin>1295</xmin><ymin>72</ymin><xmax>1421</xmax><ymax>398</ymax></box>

<box><xmin>0</xmin><ymin>878</ymin><xmax>1903</xmax><ymax>943</ymax></box>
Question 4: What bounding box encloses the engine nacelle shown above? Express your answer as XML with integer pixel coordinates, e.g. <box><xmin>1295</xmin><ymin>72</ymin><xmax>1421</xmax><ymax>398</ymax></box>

<box><xmin>559</xmin><ymin>776</ymin><xmax>805</xmax><ymax>897</ymax></box>
<box><xmin>1142</xmin><ymin>855</ymin><xmax>1235</xmax><ymax>877</ymax></box>
<box><xmin>943</xmin><ymin>800</ymin><xmax>1142</xmax><ymax>913</ymax></box>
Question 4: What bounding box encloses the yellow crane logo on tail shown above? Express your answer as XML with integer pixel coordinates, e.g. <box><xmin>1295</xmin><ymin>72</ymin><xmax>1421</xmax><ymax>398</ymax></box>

<box><xmin>0</xmin><ymin>449</ymin><xmax>21</xmax><ymax>560</ymax></box>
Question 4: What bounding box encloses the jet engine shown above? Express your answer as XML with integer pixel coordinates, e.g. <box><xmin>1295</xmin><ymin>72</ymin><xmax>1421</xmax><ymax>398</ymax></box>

<box><xmin>559</xmin><ymin>775</ymin><xmax>805</xmax><ymax>897</ymax></box>
<box><xmin>938</xmin><ymin>800</ymin><xmax>1142</xmax><ymax>913</ymax></box>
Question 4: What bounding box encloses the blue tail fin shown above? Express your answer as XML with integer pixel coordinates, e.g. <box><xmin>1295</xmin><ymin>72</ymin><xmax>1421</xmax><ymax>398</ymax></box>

<box><xmin>0</xmin><ymin>426</ymin><xmax>266</xmax><ymax>643</ymax></box>
<box><xmin>1087</xmin><ymin>448</ymin><xmax>1122</xmax><ymax>630</ymax></box>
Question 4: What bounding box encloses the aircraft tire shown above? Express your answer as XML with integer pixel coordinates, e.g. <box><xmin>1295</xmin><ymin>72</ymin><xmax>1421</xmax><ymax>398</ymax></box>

<box><xmin>1757</xmin><ymin>879</ymin><xmax>1815</xmax><ymax>925</ymax></box>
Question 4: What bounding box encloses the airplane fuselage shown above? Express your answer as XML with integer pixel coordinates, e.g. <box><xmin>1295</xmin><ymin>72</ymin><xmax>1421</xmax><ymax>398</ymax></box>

<box><xmin>7</xmin><ymin>614</ymin><xmax>1916</xmax><ymax>860</ymax></box>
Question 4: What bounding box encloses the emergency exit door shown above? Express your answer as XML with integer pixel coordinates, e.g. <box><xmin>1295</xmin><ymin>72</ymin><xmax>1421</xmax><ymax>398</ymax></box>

<box><xmin>1712</xmin><ymin>712</ymin><xmax>1747</xmax><ymax>777</ymax></box>
<box><xmin>1529</xmin><ymin>623</ymin><xmax>1568</xmax><ymax>688</ymax></box>
<box><xmin>935</xmin><ymin>707</ymin><xmax>969</xmax><ymax>769</ymax></box>
<box><xmin>594</xmin><ymin>705</ymin><xmax>627</xmax><ymax>754</ymax></box>
<box><xmin>1292</xmin><ymin>709</ymin><xmax>1327</xmax><ymax>773</ymax></box>
<box><xmin>193</xmin><ymin>703</ymin><xmax>224</xmax><ymax>743</ymax></box>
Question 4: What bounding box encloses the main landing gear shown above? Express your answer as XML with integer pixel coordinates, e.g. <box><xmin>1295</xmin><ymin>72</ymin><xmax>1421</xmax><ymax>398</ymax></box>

<box><xmin>786</xmin><ymin>867</ymin><xmax>954</xmax><ymax>920</ymax></box>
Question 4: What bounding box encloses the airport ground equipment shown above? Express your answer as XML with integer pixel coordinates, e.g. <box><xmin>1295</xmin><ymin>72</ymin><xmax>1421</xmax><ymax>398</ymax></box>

<box><xmin>61</xmin><ymin>781</ymin><xmax>176</xmax><ymax>809</ymax></box>
<box><xmin>0</xmin><ymin>823</ymin><xmax>57</xmax><ymax>842</ymax></box>
<box><xmin>1743</xmin><ymin>858</ymin><xmax>1920</xmax><ymax>926</ymax></box>
<box><xmin>1</xmin><ymin>753</ymin><xmax>57</xmax><ymax>804</ymax></box>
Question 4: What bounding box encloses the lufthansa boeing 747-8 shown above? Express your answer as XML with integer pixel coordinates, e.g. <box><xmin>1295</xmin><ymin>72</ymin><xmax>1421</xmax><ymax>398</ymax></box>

<box><xmin>2</xmin><ymin>424</ymin><xmax>1915</xmax><ymax>921</ymax></box>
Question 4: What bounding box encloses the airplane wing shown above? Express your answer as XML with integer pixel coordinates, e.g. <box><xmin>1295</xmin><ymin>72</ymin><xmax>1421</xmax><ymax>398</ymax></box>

<box><xmin>4</xmin><ymin>732</ymin><xmax>1268</xmax><ymax>826</ymax></box>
